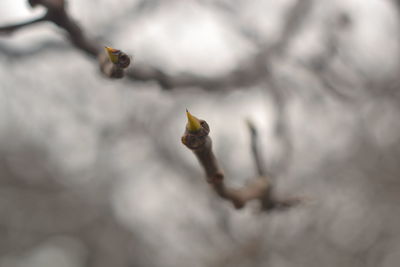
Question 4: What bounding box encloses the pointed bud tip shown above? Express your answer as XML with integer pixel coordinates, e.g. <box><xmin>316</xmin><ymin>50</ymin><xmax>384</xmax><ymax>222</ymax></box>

<box><xmin>104</xmin><ymin>46</ymin><xmax>118</xmax><ymax>52</ymax></box>
<box><xmin>186</xmin><ymin>109</ymin><xmax>201</xmax><ymax>132</ymax></box>
<box><xmin>104</xmin><ymin>46</ymin><xmax>120</xmax><ymax>64</ymax></box>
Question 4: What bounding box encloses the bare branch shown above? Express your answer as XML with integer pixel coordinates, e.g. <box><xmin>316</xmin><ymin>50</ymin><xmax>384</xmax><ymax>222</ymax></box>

<box><xmin>125</xmin><ymin>57</ymin><xmax>264</xmax><ymax>90</ymax></box>
<box><xmin>0</xmin><ymin>0</ymin><xmax>314</xmax><ymax>91</ymax></box>
<box><xmin>182</xmin><ymin>111</ymin><xmax>302</xmax><ymax>211</ymax></box>
<box><xmin>0</xmin><ymin>15</ymin><xmax>47</xmax><ymax>35</ymax></box>
<box><xmin>0</xmin><ymin>0</ymin><xmax>261</xmax><ymax>88</ymax></box>
<box><xmin>43</xmin><ymin>4</ymin><xmax>100</xmax><ymax>57</ymax></box>
<box><xmin>246</xmin><ymin>119</ymin><xmax>267</xmax><ymax>177</ymax></box>
<box><xmin>0</xmin><ymin>0</ymin><xmax>314</xmax><ymax>90</ymax></box>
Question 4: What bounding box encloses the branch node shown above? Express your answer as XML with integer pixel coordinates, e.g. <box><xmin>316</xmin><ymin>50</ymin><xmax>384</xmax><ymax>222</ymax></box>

<box><xmin>182</xmin><ymin>112</ymin><xmax>304</xmax><ymax>212</ymax></box>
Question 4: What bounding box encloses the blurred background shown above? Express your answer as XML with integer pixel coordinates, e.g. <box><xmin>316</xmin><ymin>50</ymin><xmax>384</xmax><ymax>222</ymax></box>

<box><xmin>1</xmin><ymin>0</ymin><xmax>400</xmax><ymax>266</ymax></box>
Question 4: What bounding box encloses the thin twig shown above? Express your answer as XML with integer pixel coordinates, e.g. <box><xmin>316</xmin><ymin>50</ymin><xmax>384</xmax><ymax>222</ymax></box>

<box><xmin>0</xmin><ymin>0</ymin><xmax>312</xmax><ymax>90</ymax></box>
<box><xmin>0</xmin><ymin>15</ymin><xmax>47</xmax><ymax>35</ymax></box>
<box><xmin>0</xmin><ymin>0</ymin><xmax>315</xmax><ymax>92</ymax></box>
<box><xmin>125</xmin><ymin>63</ymin><xmax>262</xmax><ymax>90</ymax></box>
<box><xmin>182</xmin><ymin>112</ymin><xmax>302</xmax><ymax>211</ymax></box>
<box><xmin>246</xmin><ymin>119</ymin><xmax>266</xmax><ymax>177</ymax></box>
<box><xmin>44</xmin><ymin>6</ymin><xmax>100</xmax><ymax>57</ymax></box>
<box><xmin>0</xmin><ymin>0</ymin><xmax>263</xmax><ymax>88</ymax></box>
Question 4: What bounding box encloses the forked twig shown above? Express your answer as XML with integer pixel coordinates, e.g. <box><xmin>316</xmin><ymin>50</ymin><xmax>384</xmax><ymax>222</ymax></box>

<box><xmin>182</xmin><ymin>111</ymin><xmax>302</xmax><ymax>211</ymax></box>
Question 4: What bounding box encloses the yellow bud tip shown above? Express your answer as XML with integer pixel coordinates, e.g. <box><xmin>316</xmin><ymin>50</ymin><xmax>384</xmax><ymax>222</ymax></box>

<box><xmin>104</xmin><ymin>46</ymin><xmax>120</xmax><ymax>64</ymax></box>
<box><xmin>186</xmin><ymin>109</ymin><xmax>202</xmax><ymax>132</ymax></box>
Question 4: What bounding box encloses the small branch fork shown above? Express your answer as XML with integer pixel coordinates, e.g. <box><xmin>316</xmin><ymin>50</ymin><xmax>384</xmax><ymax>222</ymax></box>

<box><xmin>181</xmin><ymin>111</ymin><xmax>302</xmax><ymax>211</ymax></box>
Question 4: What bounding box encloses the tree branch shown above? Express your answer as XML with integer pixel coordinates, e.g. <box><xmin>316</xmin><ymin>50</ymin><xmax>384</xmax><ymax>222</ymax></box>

<box><xmin>125</xmin><ymin>63</ymin><xmax>263</xmax><ymax>90</ymax></box>
<box><xmin>0</xmin><ymin>15</ymin><xmax>47</xmax><ymax>35</ymax></box>
<box><xmin>0</xmin><ymin>0</ymin><xmax>314</xmax><ymax>91</ymax></box>
<box><xmin>181</xmin><ymin>111</ymin><xmax>302</xmax><ymax>211</ymax></box>
<box><xmin>246</xmin><ymin>119</ymin><xmax>267</xmax><ymax>177</ymax></box>
<box><xmin>40</xmin><ymin>1</ymin><xmax>100</xmax><ymax>57</ymax></box>
<box><xmin>0</xmin><ymin>0</ymin><xmax>263</xmax><ymax>88</ymax></box>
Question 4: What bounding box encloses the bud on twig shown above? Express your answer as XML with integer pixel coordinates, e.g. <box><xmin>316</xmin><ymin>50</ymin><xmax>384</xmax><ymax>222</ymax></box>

<box><xmin>99</xmin><ymin>46</ymin><xmax>132</xmax><ymax>78</ymax></box>
<box><xmin>181</xmin><ymin>111</ymin><xmax>304</xmax><ymax>211</ymax></box>
<box><xmin>105</xmin><ymin>46</ymin><xmax>131</xmax><ymax>69</ymax></box>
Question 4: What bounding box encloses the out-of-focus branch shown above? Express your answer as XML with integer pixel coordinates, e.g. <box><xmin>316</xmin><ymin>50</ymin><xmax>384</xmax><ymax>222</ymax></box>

<box><xmin>46</xmin><ymin>6</ymin><xmax>99</xmax><ymax>57</ymax></box>
<box><xmin>393</xmin><ymin>0</ymin><xmax>400</xmax><ymax>14</ymax></box>
<box><xmin>126</xmin><ymin>62</ymin><xmax>263</xmax><ymax>90</ymax></box>
<box><xmin>181</xmin><ymin>111</ymin><xmax>301</xmax><ymax>211</ymax></box>
<box><xmin>269</xmin><ymin>0</ymin><xmax>314</xmax><ymax>56</ymax></box>
<box><xmin>124</xmin><ymin>0</ymin><xmax>317</xmax><ymax>90</ymax></box>
<box><xmin>306</xmin><ymin>12</ymin><xmax>356</xmax><ymax>101</ymax></box>
<box><xmin>0</xmin><ymin>0</ymin><xmax>134</xmax><ymax>78</ymax></box>
<box><xmin>0</xmin><ymin>0</ymin><xmax>315</xmax><ymax>90</ymax></box>
<box><xmin>28</xmin><ymin>0</ymin><xmax>100</xmax><ymax>57</ymax></box>
<box><xmin>266</xmin><ymin>0</ymin><xmax>313</xmax><ymax>174</ymax></box>
<box><xmin>0</xmin><ymin>0</ymin><xmax>263</xmax><ymax>88</ymax></box>
<box><xmin>0</xmin><ymin>0</ymin><xmax>129</xmax><ymax>79</ymax></box>
<box><xmin>246</xmin><ymin>119</ymin><xmax>301</xmax><ymax>211</ymax></box>
<box><xmin>246</xmin><ymin>119</ymin><xmax>267</xmax><ymax>177</ymax></box>
<box><xmin>0</xmin><ymin>15</ymin><xmax>47</xmax><ymax>35</ymax></box>
<box><xmin>234</xmin><ymin>0</ymin><xmax>314</xmax><ymax>175</ymax></box>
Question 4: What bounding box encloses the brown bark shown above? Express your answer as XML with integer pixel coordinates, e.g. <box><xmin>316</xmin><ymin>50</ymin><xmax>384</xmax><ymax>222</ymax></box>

<box><xmin>182</xmin><ymin>116</ymin><xmax>302</xmax><ymax>211</ymax></box>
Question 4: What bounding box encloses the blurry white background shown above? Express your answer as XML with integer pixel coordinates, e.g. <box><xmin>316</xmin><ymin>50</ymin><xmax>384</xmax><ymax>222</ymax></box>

<box><xmin>1</xmin><ymin>0</ymin><xmax>400</xmax><ymax>267</ymax></box>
